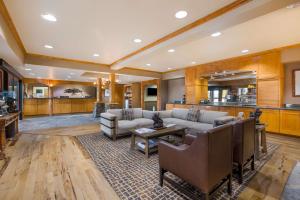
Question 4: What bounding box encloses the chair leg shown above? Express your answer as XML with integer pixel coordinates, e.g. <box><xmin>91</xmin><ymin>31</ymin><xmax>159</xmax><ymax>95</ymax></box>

<box><xmin>251</xmin><ymin>155</ymin><xmax>255</xmax><ymax>170</ymax></box>
<box><xmin>159</xmin><ymin>168</ymin><xmax>166</xmax><ymax>187</ymax></box>
<box><xmin>238</xmin><ymin>164</ymin><xmax>244</xmax><ymax>184</ymax></box>
<box><xmin>204</xmin><ymin>193</ymin><xmax>209</xmax><ymax>200</ymax></box>
<box><xmin>227</xmin><ymin>174</ymin><xmax>232</xmax><ymax>195</ymax></box>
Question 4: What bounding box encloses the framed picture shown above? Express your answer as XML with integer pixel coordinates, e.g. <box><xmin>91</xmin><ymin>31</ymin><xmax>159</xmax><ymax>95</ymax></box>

<box><xmin>293</xmin><ymin>69</ymin><xmax>300</xmax><ymax>97</ymax></box>
<box><xmin>104</xmin><ymin>89</ymin><xmax>110</xmax><ymax>97</ymax></box>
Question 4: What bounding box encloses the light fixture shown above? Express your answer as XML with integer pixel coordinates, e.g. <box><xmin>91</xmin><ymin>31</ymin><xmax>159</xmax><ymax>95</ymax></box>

<box><xmin>241</xmin><ymin>49</ymin><xmax>249</xmax><ymax>53</ymax></box>
<box><xmin>93</xmin><ymin>82</ymin><xmax>96</xmax><ymax>85</ymax></box>
<box><xmin>167</xmin><ymin>67</ymin><xmax>172</xmax><ymax>70</ymax></box>
<box><xmin>175</xmin><ymin>10</ymin><xmax>188</xmax><ymax>19</ymax></box>
<box><xmin>67</xmin><ymin>75</ymin><xmax>71</xmax><ymax>79</ymax></box>
<box><xmin>286</xmin><ymin>3</ymin><xmax>300</xmax><ymax>9</ymax></box>
<box><xmin>191</xmin><ymin>61</ymin><xmax>196</xmax><ymax>65</ymax></box>
<box><xmin>25</xmin><ymin>68</ymin><xmax>32</xmax><ymax>71</ymax></box>
<box><xmin>29</xmin><ymin>73</ymin><xmax>35</xmax><ymax>76</ymax></box>
<box><xmin>133</xmin><ymin>38</ymin><xmax>142</xmax><ymax>43</ymax></box>
<box><xmin>211</xmin><ymin>32</ymin><xmax>222</xmax><ymax>37</ymax></box>
<box><xmin>93</xmin><ymin>53</ymin><xmax>100</xmax><ymax>57</ymax></box>
<box><xmin>41</xmin><ymin>13</ymin><xmax>57</xmax><ymax>22</ymax></box>
<box><xmin>146</xmin><ymin>63</ymin><xmax>151</xmax><ymax>66</ymax></box>
<box><xmin>168</xmin><ymin>49</ymin><xmax>175</xmax><ymax>53</ymax></box>
<box><xmin>44</xmin><ymin>45</ymin><xmax>53</xmax><ymax>49</ymax></box>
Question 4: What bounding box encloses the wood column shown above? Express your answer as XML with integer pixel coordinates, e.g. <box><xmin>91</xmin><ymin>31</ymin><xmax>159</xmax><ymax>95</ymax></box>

<box><xmin>109</xmin><ymin>74</ymin><xmax>116</xmax><ymax>103</ymax></box>
<box><xmin>96</xmin><ymin>78</ymin><xmax>103</xmax><ymax>102</ymax></box>
<box><xmin>185</xmin><ymin>68</ymin><xmax>208</xmax><ymax>104</ymax></box>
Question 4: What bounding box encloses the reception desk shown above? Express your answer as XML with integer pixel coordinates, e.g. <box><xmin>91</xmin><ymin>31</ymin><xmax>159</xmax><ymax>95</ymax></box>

<box><xmin>166</xmin><ymin>103</ymin><xmax>300</xmax><ymax>137</ymax></box>
<box><xmin>24</xmin><ymin>98</ymin><xmax>96</xmax><ymax>116</ymax></box>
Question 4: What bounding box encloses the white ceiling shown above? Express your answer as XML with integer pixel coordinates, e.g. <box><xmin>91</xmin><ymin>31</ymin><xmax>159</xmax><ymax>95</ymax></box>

<box><xmin>4</xmin><ymin>0</ymin><xmax>235</xmax><ymax>64</ymax></box>
<box><xmin>15</xmin><ymin>64</ymin><xmax>153</xmax><ymax>84</ymax></box>
<box><xmin>123</xmin><ymin>2</ymin><xmax>300</xmax><ymax>71</ymax></box>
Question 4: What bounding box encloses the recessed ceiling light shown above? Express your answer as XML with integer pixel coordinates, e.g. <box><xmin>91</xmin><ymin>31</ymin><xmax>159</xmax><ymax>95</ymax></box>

<box><xmin>175</xmin><ymin>10</ymin><xmax>188</xmax><ymax>19</ymax></box>
<box><xmin>191</xmin><ymin>61</ymin><xmax>196</xmax><ymax>65</ymax></box>
<box><xmin>67</xmin><ymin>75</ymin><xmax>71</xmax><ymax>79</ymax></box>
<box><xmin>133</xmin><ymin>38</ymin><xmax>142</xmax><ymax>43</ymax></box>
<box><xmin>44</xmin><ymin>45</ymin><xmax>53</xmax><ymax>49</ymax></box>
<box><xmin>41</xmin><ymin>13</ymin><xmax>57</xmax><ymax>22</ymax></box>
<box><xmin>211</xmin><ymin>32</ymin><xmax>222</xmax><ymax>37</ymax></box>
<box><xmin>25</xmin><ymin>68</ymin><xmax>32</xmax><ymax>71</ymax></box>
<box><xmin>241</xmin><ymin>49</ymin><xmax>249</xmax><ymax>53</ymax></box>
<box><xmin>93</xmin><ymin>53</ymin><xmax>100</xmax><ymax>57</ymax></box>
<box><xmin>29</xmin><ymin>73</ymin><xmax>35</xmax><ymax>76</ymax></box>
<box><xmin>168</xmin><ymin>49</ymin><xmax>175</xmax><ymax>53</ymax></box>
<box><xmin>286</xmin><ymin>3</ymin><xmax>300</xmax><ymax>9</ymax></box>
<box><xmin>70</xmin><ymin>72</ymin><xmax>75</xmax><ymax>75</ymax></box>
<box><xmin>167</xmin><ymin>67</ymin><xmax>172</xmax><ymax>70</ymax></box>
<box><xmin>146</xmin><ymin>63</ymin><xmax>151</xmax><ymax>66</ymax></box>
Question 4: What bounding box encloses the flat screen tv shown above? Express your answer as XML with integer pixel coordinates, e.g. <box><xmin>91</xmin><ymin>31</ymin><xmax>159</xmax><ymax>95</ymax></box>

<box><xmin>147</xmin><ymin>88</ymin><xmax>157</xmax><ymax>96</ymax></box>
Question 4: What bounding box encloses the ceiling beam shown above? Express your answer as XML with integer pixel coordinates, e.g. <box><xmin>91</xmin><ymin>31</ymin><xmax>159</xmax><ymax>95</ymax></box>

<box><xmin>110</xmin><ymin>0</ymin><xmax>253</xmax><ymax>69</ymax></box>
<box><xmin>25</xmin><ymin>53</ymin><xmax>162</xmax><ymax>78</ymax></box>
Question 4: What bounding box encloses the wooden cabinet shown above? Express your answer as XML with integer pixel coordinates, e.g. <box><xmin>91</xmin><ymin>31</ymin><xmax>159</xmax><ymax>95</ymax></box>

<box><xmin>260</xmin><ymin>109</ymin><xmax>280</xmax><ymax>133</ymax></box>
<box><xmin>24</xmin><ymin>99</ymin><xmax>38</xmax><ymax>116</ymax></box>
<box><xmin>53</xmin><ymin>99</ymin><xmax>72</xmax><ymax>114</ymax></box>
<box><xmin>36</xmin><ymin>99</ymin><xmax>50</xmax><ymax>115</ymax></box>
<box><xmin>280</xmin><ymin>110</ymin><xmax>300</xmax><ymax>136</ymax></box>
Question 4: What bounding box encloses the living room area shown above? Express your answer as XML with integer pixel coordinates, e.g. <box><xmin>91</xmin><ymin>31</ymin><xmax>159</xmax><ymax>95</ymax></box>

<box><xmin>1</xmin><ymin>0</ymin><xmax>300</xmax><ymax>200</ymax></box>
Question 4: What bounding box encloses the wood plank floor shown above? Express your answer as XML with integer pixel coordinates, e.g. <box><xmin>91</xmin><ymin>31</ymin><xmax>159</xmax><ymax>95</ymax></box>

<box><xmin>0</xmin><ymin>123</ymin><xmax>299</xmax><ymax>200</ymax></box>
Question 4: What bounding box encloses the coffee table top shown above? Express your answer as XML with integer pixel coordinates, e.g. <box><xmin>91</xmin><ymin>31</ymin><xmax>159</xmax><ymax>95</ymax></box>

<box><xmin>129</xmin><ymin>125</ymin><xmax>186</xmax><ymax>139</ymax></box>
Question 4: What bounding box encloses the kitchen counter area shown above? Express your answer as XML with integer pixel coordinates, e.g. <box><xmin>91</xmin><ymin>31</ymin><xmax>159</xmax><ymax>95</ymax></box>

<box><xmin>166</xmin><ymin>103</ymin><xmax>300</xmax><ymax>137</ymax></box>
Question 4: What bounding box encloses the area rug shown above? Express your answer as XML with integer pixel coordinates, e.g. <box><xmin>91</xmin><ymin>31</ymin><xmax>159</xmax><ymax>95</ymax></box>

<box><xmin>20</xmin><ymin>114</ymin><xmax>98</xmax><ymax>132</ymax></box>
<box><xmin>76</xmin><ymin>133</ymin><xmax>279</xmax><ymax>200</ymax></box>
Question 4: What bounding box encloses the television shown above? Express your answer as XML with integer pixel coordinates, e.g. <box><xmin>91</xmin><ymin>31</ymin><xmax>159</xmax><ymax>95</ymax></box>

<box><xmin>147</xmin><ymin>88</ymin><xmax>157</xmax><ymax>96</ymax></box>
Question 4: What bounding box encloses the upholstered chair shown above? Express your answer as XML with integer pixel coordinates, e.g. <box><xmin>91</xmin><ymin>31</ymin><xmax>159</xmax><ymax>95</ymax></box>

<box><xmin>158</xmin><ymin>124</ymin><xmax>233</xmax><ymax>200</ymax></box>
<box><xmin>232</xmin><ymin>118</ymin><xmax>256</xmax><ymax>183</ymax></box>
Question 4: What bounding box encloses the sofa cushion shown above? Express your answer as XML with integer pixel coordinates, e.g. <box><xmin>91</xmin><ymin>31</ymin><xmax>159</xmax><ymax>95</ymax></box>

<box><xmin>122</xmin><ymin>109</ymin><xmax>134</xmax><ymax>120</ymax></box>
<box><xmin>172</xmin><ymin>108</ymin><xmax>189</xmax><ymax>120</ymax></box>
<box><xmin>163</xmin><ymin>118</ymin><xmax>189</xmax><ymax>127</ymax></box>
<box><xmin>143</xmin><ymin>110</ymin><xmax>157</xmax><ymax>119</ymax></box>
<box><xmin>132</xmin><ymin>108</ymin><xmax>143</xmax><ymax>119</ymax></box>
<box><xmin>199</xmin><ymin>110</ymin><xmax>228</xmax><ymax>124</ymax></box>
<box><xmin>117</xmin><ymin>120</ymin><xmax>137</xmax><ymax>135</ymax></box>
<box><xmin>158</xmin><ymin>110</ymin><xmax>172</xmax><ymax>118</ymax></box>
<box><xmin>132</xmin><ymin>118</ymin><xmax>153</xmax><ymax>128</ymax></box>
<box><xmin>184</xmin><ymin>121</ymin><xmax>214</xmax><ymax>132</ymax></box>
<box><xmin>107</xmin><ymin>109</ymin><xmax>123</xmax><ymax>120</ymax></box>
<box><xmin>186</xmin><ymin>107</ymin><xmax>200</xmax><ymax>122</ymax></box>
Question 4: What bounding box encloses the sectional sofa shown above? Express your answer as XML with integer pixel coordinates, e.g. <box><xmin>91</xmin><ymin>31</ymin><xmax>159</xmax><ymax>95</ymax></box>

<box><xmin>100</xmin><ymin>108</ymin><xmax>234</xmax><ymax>140</ymax></box>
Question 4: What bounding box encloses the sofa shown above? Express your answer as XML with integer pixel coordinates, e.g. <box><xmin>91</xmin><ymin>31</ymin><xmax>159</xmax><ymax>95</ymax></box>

<box><xmin>100</xmin><ymin>108</ymin><xmax>234</xmax><ymax>140</ymax></box>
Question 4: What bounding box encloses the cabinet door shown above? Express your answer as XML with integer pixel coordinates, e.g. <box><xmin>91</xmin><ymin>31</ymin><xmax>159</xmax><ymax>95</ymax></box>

<box><xmin>280</xmin><ymin>110</ymin><xmax>300</xmax><ymax>136</ymax></box>
<box><xmin>24</xmin><ymin>99</ymin><xmax>37</xmax><ymax>115</ymax></box>
<box><xmin>260</xmin><ymin>109</ymin><xmax>280</xmax><ymax>133</ymax></box>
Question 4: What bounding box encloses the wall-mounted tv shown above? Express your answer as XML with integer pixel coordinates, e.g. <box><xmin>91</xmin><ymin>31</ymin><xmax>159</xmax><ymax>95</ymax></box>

<box><xmin>147</xmin><ymin>88</ymin><xmax>157</xmax><ymax>96</ymax></box>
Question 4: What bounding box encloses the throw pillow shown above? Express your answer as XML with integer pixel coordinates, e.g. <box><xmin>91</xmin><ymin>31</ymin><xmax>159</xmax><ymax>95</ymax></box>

<box><xmin>186</xmin><ymin>107</ymin><xmax>200</xmax><ymax>122</ymax></box>
<box><xmin>122</xmin><ymin>109</ymin><xmax>134</xmax><ymax>120</ymax></box>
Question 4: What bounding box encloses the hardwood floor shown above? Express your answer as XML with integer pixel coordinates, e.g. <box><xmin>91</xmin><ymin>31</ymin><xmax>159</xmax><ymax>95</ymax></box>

<box><xmin>0</xmin><ymin>127</ymin><xmax>119</xmax><ymax>200</ymax></box>
<box><xmin>0</xmin><ymin>123</ymin><xmax>299</xmax><ymax>200</ymax></box>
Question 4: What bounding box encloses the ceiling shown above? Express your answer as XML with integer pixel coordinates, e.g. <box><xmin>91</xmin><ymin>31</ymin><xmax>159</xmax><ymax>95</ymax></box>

<box><xmin>15</xmin><ymin>64</ymin><xmax>153</xmax><ymax>84</ymax></box>
<box><xmin>1</xmin><ymin>0</ymin><xmax>300</xmax><ymax>82</ymax></box>
<box><xmin>3</xmin><ymin>0</ymin><xmax>235</xmax><ymax>64</ymax></box>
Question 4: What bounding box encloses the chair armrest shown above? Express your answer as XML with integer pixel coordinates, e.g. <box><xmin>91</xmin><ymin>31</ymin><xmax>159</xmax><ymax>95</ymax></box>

<box><xmin>214</xmin><ymin>116</ymin><xmax>235</xmax><ymax>127</ymax></box>
<box><xmin>100</xmin><ymin>112</ymin><xmax>117</xmax><ymax>120</ymax></box>
<box><xmin>183</xmin><ymin>134</ymin><xmax>197</xmax><ymax>145</ymax></box>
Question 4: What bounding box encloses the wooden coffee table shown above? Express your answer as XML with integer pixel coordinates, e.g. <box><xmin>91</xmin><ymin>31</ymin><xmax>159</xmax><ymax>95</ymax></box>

<box><xmin>130</xmin><ymin>125</ymin><xmax>186</xmax><ymax>158</ymax></box>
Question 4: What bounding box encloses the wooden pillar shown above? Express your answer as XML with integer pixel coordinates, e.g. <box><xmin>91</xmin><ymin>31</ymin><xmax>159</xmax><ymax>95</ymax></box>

<box><xmin>109</xmin><ymin>74</ymin><xmax>116</xmax><ymax>103</ymax></box>
<box><xmin>185</xmin><ymin>68</ymin><xmax>208</xmax><ymax>104</ymax></box>
<box><xmin>49</xmin><ymin>84</ymin><xmax>53</xmax><ymax>116</ymax></box>
<box><xmin>96</xmin><ymin>78</ymin><xmax>103</xmax><ymax>102</ymax></box>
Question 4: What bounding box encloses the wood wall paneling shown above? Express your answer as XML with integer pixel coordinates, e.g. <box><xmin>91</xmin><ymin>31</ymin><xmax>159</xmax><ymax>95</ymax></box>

<box><xmin>131</xmin><ymin>82</ymin><xmax>141</xmax><ymax>108</ymax></box>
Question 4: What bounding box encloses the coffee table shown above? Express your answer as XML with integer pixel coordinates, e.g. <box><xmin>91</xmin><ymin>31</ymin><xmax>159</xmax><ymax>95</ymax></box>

<box><xmin>129</xmin><ymin>125</ymin><xmax>186</xmax><ymax>158</ymax></box>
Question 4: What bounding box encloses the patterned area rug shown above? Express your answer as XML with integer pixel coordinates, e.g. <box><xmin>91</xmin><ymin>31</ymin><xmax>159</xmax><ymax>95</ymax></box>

<box><xmin>76</xmin><ymin>133</ymin><xmax>278</xmax><ymax>200</ymax></box>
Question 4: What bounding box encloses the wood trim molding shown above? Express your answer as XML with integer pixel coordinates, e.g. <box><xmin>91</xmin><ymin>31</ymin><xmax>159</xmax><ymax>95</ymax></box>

<box><xmin>0</xmin><ymin>0</ymin><xmax>26</xmax><ymax>54</ymax></box>
<box><xmin>292</xmin><ymin>69</ymin><xmax>300</xmax><ymax>97</ymax></box>
<box><xmin>110</xmin><ymin>0</ymin><xmax>252</xmax><ymax>67</ymax></box>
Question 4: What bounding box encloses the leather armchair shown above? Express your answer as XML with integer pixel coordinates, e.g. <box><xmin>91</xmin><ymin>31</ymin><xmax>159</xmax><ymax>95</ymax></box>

<box><xmin>232</xmin><ymin>118</ymin><xmax>256</xmax><ymax>183</ymax></box>
<box><xmin>158</xmin><ymin>124</ymin><xmax>233</xmax><ymax>199</ymax></box>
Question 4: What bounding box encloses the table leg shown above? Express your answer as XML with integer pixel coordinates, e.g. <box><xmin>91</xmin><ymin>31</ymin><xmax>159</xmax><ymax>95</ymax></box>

<box><xmin>261</xmin><ymin>128</ymin><xmax>267</xmax><ymax>153</ymax></box>
<box><xmin>145</xmin><ymin>139</ymin><xmax>149</xmax><ymax>159</ymax></box>
<box><xmin>131</xmin><ymin>134</ymin><xmax>136</xmax><ymax>150</ymax></box>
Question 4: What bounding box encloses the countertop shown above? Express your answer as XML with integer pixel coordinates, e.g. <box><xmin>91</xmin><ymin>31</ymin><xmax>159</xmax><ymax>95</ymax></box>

<box><xmin>25</xmin><ymin>97</ymin><xmax>96</xmax><ymax>99</ymax></box>
<box><xmin>167</xmin><ymin>102</ymin><xmax>300</xmax><ymax>111</ymax></box>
